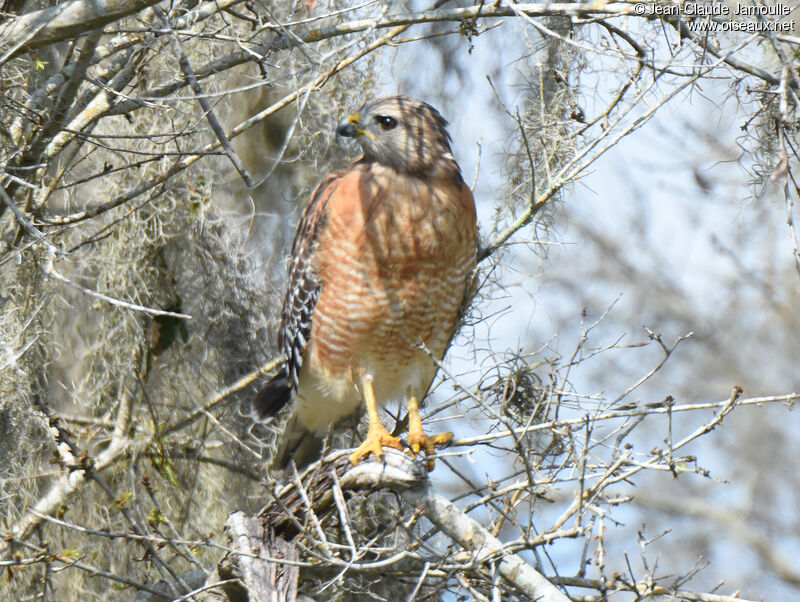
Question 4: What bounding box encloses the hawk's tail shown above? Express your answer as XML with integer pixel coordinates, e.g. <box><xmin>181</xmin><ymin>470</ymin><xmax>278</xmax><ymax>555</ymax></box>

<box><xmin>270</xmin><ymin>414</ymin><xmax>324</xmax><ymax>472</ymax></box>
<box><xmin>253</xmin><ymin>368</ymin><xmax>324</xmax><ymax>472</ymax></box>
<box><xmin>252</xmin><ymin>367</ymin><xmax>293</xmax><ymax>420</ymax></box>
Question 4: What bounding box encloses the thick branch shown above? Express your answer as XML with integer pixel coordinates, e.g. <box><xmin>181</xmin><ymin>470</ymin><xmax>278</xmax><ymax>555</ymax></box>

<box><xmin>402</xmin><ymin>480</ymin><xmax>570</xmax><ymax>601</ymax></box>
<box><xmin>0</xmin><ymin>389</ymin><xmax>134</xmax><ymax>553</ymax></box>
<box><xmin>0</xmin><ymin>0</ymin><xmax>162</xmax><ymax>62</ymax></box>
<box><xmin>259</xmin><ymin>449</ymin><xmax>570</xmax><ymax>601</ymax></box>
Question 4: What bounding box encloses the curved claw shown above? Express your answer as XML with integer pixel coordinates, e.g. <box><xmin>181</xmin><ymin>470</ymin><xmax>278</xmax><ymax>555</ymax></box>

<box><xmin>407</xmin><ymin>429</ymin><xmax>453</xmax><ymax>471</ymax></box>
<box><xmin>349</xmin><ymin>428</ymin><xmax>405</xmax><ymax>465</ymax></box>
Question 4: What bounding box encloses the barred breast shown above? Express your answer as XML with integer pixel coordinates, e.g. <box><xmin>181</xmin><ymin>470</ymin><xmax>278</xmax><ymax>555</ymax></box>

<box><xmin>295</xmin><ymin>163</ymin><xmax>476</xmax><ymax>430</ymax></box>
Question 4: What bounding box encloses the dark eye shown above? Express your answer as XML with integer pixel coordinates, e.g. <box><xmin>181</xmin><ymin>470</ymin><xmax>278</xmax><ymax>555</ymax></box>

<box><xmin>375</xmin><ymin>115</ymin><xmax>397</xmax><ymax>131</ymax></box>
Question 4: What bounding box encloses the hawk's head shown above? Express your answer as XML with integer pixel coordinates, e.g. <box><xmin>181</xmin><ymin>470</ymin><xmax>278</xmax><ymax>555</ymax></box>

<box><xmin>337</xmin><ymin>96</ymin><xmax>456</xmax><ymax>176</ymax></box>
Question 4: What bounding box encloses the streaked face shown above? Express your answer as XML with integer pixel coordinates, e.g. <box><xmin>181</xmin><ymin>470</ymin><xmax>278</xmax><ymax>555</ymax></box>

<box><xmin>336</xmin><ymin>96</ymin><xmax>455</xmax><ymax>175</ymax></box>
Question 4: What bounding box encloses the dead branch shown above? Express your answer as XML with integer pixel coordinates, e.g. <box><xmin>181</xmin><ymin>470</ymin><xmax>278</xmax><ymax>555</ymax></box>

<box><xmin>256</xmin><ymin>449</ymin><xmax>569</xmax><ymax>601</ymax></box>
<box><xmin>0</xmin><ymin>0</ymin><xmax>162</xmax><ymax>62</ymax></box>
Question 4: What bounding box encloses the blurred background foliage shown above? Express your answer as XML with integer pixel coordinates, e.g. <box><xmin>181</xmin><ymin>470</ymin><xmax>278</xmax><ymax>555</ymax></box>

<box><xmin>1</xmin><ymin>0</ymin><xmax>799</xmax><ymax>600</ymax></box>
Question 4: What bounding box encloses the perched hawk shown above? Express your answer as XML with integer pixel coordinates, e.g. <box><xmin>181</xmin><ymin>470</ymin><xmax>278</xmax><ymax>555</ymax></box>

<box><xmin>254</xmin><ymin>96</ymin><xmax>477</xmax><ymax>471</ymax></box>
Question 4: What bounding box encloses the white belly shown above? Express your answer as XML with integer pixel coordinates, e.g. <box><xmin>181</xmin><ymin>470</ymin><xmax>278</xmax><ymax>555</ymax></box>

<box><xmin>293</xmin><ymin>350</ymin><xmax>438</xmax><ymax>434</ymax></box>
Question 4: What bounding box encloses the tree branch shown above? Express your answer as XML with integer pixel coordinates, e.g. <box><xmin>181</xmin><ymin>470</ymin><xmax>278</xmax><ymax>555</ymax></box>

<box><xmin>0</xmin><ymin>0</ymin><xmax>163</xmax><ymax>63</ymax></box>
<box><xmin>259</xmin><ymin>449</ymin><xmax>570</xmax><ymax>601</ymax></box>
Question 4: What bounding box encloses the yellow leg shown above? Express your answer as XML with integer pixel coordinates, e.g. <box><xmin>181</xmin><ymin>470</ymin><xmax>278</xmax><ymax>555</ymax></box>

<box><xmin>406</xmin><ymin>389</ymin><xmax>453</xmax><ymax>472</ymax></box>
<box><xmin>349</xmin><ymin>375</ymin><xmax>405</xmax><ymax>465</ymax></box>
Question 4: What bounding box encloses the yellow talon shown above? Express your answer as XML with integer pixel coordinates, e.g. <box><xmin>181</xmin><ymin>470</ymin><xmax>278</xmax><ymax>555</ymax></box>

<box><xmin>406</xmin><ymin>391</ymin><xmax>453</xmax><ymax>471</ymax></box>
<box><xmin>350</xmin><ymin>374</ymin><xmax>405</xmax><ymax>465</ymax></box>
<box><xmin>350</xmin><ymin>377</ymin><xmax>453</xmax><ymax>470</ymax></box>
<box><xmin>349</xmin><ymin>426</ymin><xmax>405</xmax><ymax>465</ymax></box>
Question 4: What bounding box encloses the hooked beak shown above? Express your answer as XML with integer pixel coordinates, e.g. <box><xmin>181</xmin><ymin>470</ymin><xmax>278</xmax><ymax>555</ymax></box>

<box><xmin>336</xmin><ymin>112</ymin><xmax>376</xmax><ymax>139</ymax></box>
<box><xmin>336</xmin><ymin>121</ymin><xmax>357</xmax><ymax>137</ymax></box>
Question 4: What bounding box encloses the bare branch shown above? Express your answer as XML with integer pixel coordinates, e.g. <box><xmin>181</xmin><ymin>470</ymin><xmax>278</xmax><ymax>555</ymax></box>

<box><xmin>0</xmin><ymin>0</ymin><xmax>162</xmax><ymax>62</ymax></box>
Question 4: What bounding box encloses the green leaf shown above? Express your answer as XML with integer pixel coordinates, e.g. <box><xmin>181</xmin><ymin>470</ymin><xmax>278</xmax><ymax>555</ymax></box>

<box><xmin>58</xmin><ymin>548</ymin><xmax>80</xmax><ymax>560</ymax></box>
<box><xmin>113</xmin><ymin>491</ymin><xmax>133</xmax><ymax>511</ymax></box>
<box><xmin>151</xmin><ymin>456</ymin><xmax>181</xmax><ymax>488</ymax></box>
<box><xmin>147</xmin><ymin>508</ymin><xmax>165</xmax><ymax>527</ymax></box>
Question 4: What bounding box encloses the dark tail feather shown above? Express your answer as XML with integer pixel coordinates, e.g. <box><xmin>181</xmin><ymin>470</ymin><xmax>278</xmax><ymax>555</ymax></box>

<box><xmin>270</xmin><ymin>414</ymin><xmax>324</xmax><ymax>472</ymax></box>
<box><xmin>252</xmin><ymin>367</ymin><xmax>293</xmax><ymax>420</ymax></box>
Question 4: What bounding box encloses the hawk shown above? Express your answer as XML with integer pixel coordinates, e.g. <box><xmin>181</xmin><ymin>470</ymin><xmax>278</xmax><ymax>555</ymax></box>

<box><xmin>254</xmin><ymin>96</ymin><xmax>477</xmax><ymax>472</ymax></box>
